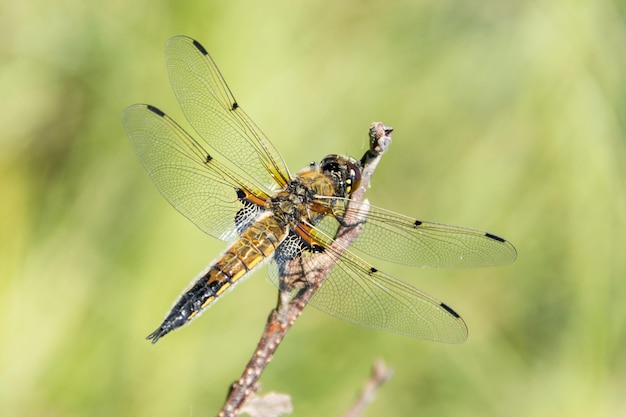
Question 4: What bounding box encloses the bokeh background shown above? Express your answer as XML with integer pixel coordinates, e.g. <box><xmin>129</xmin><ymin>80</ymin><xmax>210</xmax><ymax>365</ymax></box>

<box><xmin>2</xmin><ymin>1</ymin><xmax>625</xmax><ymax>416</ymax></box>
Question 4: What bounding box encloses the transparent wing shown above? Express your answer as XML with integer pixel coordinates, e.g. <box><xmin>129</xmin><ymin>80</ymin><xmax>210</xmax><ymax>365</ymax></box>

<box><xmin>268</xmin><ymin>234</ymin><xmax>468</xmax><ymax>343</ymax></box>
<box><xmin>312</xmin><ymin>198</ymin><xmax>517</xmax><ymax>268</ymax></box>
<box><xmin>164</xmin><ymin>36</ymin><xmax>291</xmax><ymax>191</ymax></box>
<box><xmin>122</xmin><ymin>104</ymin><xmax>268</xmax><ymax>242</ymax></box>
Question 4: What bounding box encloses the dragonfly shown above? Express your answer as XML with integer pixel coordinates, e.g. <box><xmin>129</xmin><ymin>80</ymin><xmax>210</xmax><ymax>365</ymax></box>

<box><xmin>122</xmin><ymin>36</ymin><xmax>517</xmax><ymax>345</ymax></box>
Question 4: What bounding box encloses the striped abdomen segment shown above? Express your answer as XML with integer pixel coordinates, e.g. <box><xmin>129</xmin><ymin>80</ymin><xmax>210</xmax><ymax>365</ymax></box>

<box><xmin>147</xmin><ymin>215</ymin><xmax>287</xmax><ymax>343</ymax></box>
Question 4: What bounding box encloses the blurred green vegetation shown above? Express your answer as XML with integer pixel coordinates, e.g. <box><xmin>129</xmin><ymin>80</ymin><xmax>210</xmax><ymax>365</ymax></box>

<box><xmin>2</xmin><ymin>1</ymin><xmax>625</xmax><ymax>416</ymax></box>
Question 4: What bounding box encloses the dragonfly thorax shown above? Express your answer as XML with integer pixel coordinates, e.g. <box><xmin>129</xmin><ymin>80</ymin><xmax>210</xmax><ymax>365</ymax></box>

<box><xmin>266</xmin><ymin>173</ymin><xmax>330</xmax><ymax>226</ymax></box>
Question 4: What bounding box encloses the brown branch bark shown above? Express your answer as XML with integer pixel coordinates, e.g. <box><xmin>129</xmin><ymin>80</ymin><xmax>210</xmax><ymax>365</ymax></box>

<box><xmin>218</xmin><ymin>123</ymin><xmax>393</xmax><ymax>417</ymax></box>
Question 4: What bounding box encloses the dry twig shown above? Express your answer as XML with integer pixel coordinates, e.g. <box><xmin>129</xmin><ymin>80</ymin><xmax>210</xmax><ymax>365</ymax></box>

<box><xmin>343</xmin><ymin>359</ymin><xmax>394</xmax><ymax>417</ymax></box>
<box><xmin>218</xmin><ymin>123</ymin><xmax>393</xmax><ymax>417</ymax></box>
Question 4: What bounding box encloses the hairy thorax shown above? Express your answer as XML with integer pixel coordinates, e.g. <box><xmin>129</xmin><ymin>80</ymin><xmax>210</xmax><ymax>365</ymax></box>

<box><xmin>266</xmin><ymin>168</ymin><xmax>336</xmax><ymax>228</ymax></box>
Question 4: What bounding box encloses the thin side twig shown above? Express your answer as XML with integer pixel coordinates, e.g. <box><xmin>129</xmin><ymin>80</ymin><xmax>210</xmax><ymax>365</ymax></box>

<box><xmin>343</xmin><ymin>359</ymin><xmax>394</xmax><ymax>417</ymax></box>
<box><xmin>218</xmin><ymin>122</ymin><xmax>393</xmax><ymax>417</ymax></box>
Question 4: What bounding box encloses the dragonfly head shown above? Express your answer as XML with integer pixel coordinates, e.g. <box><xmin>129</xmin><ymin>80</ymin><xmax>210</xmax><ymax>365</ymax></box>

<box><xmin>320</xmin><ymin>155</ymin><xmax>362</xmax><ymax>197</ymax></box>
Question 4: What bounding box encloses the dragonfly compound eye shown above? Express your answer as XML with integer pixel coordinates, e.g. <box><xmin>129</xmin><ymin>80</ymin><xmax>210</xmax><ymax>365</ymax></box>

<box><xmin>345</xmin><ymin>160</ymin><xmax>361</xmax><ymax>193</ymax></box>
<box><xmin>321</xmin><ymin>155</ymin><xmax>362</xmax><ymax>196</ymax></box>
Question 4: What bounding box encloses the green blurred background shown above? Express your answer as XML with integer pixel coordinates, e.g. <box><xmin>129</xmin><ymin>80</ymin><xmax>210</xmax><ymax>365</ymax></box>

<box><xmin>2</xmin><ymin>1</ymin><xmax>625</xmax><ymax>416</ymax></box>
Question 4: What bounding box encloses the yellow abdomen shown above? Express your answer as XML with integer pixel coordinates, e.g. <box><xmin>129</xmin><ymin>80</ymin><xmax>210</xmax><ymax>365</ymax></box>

<box><xmin>147</xmin><ymin>214</ymin><xmax>287</xmax><ymax>343</ymax></box>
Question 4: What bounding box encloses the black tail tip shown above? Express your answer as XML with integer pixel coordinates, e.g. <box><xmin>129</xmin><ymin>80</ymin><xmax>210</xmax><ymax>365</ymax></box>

<box><xmin>146</xmin><ymin>327</ymin><xmax>169</xmax><ymax>344</ymax></box>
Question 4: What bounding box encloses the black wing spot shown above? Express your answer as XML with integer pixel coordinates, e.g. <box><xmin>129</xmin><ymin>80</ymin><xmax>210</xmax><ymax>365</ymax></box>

<box><xmin>310</xmin><ymin>244</ymin><xmax>325</xmax><ymax>253</ymax></box>
<box><xmin>192</xmin><ymin>39</ymin><xmax>209</xmax><ymax>55</ymax></box>
<box><xmin>369</xmin><ymin>267</ymin><xmax>378</xmax><ymax>274</ymax></box>
<box><xmin>440</xmin><ymin>303</ymin><xmax>461</xmax><ymax>318</ymax></box>
<box><xmin>413</xmin><ymin>220</ymin><xmax>422</xmax><ymax>228</ymax></box>
<box><xmin>485</xmin><ymin>233</ymin><xmax>506</xmax><ymax>243</ymax></box>
<box><xmin>147</xmin><ymin>105</ymin><xmax>165</xmax><ymax>117</ymax></box>
<box><xmin>205</xmin><ymin>154</ymin><xmax>213</xmax><ymax>163</ymax></box>
<box><xmin>234</xmin><ymin>190</ymin><xmax>264</xmax><ymax>234</ymax></box>
<box><xmin>231</xmin><ymin>102</ymin><xmax>239</xmax><ymax>110</ymax></box>
<box><xmin>275</xmin><ymin>231</ymin><xmax>305</xmax><ymax>263</ymax></box>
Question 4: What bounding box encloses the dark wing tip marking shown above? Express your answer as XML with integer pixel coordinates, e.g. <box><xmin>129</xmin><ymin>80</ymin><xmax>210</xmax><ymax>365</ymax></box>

<box><xmin>413</xmin><ymin>220</ymin><xmax>422</xmax><ymax>227</ymax></box>
<box><xmin>440</xmin><ymin>302</ymin><xmax>461</xmax><ymax>319</ymax></box>
<box><xmin>146</xmin><ymin>105</ymin><xmax>165</xmax><ymax>117</ymax></box>
<box><xmin>191</xmin><ymin>39</ymin><xmax>209</xmax><ymax>55</ymax></box>
<box><xmin>205</xmin><ymin>154</ymin><xmax>213</xmax><ymax>162</ymax></box>
<box><xmin>485</xmin><ymin>232</ymin><xmax>506</xmax><ymax>243</ymax></box>
<box><xmin>231</xmin><ymin>102</ymin><xmax>239</xmax><ymax>110</ymax></box>
<box><xmin>369</xmin><ymin>267</ymin><xmax>378</xmax><ymax>274</ymax></box>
